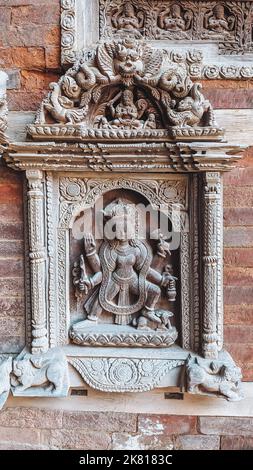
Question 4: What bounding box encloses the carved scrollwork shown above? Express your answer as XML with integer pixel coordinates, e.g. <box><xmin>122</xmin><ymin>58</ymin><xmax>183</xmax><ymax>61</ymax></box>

<box><xmin>28</xmin><ymin>35</ymin><xmax>222</xmax><ymax>142</ymax></box>
<box><xmin>70</xmin><ymin>357</ymin><xmax>185</xmax><ymax>392</ymax></box>
<box><xmin>99</xmin><ymin>1</ymin><xmax>253</xmax><ymax>55</ymax></box>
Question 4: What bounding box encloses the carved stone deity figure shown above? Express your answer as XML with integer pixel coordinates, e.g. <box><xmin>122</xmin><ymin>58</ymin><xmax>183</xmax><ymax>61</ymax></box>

<box><xmin>72</xmin><ymin>199</ymin><xmax>177</xmax><ymax>332</ymax></box>
<box><xmin>204</xmin><ymin>4</ymin><xmax>235</xmax><ymax>34</ymax></box>
<box><xmin>111</xmin><ymin>1</ymin><xmax>144</xmax><ymax>34</ymax></box>
<box><xmin>98</xmin><ymin>89</ymin><xmax>156</xmax><ymax>130</ymax></box>
<box><xmin>158</xmin><ymin>4</ymin><xmax>192</xmax><ymax>32</ymax></box>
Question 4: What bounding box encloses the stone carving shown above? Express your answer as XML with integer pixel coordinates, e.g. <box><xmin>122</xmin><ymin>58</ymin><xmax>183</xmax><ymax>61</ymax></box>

<box><xmin>70</xmin><ymin>357</ymin><xmax>185</xmax><ymax>392</ymax></box>
<box><xmin>202</xmin><ymin>172</ymin><xmax>221</xmax><ymax>359</ymax></box>
<box><xmin>11</xmin><ymin>349</ymin><xmax>69</xmax><ymax>397</ymax></box>
<box><xmin>203</xmin><ymin>4</ymin><xmax>235</xmax><ymax>35</ymax></box>
<box><xmin>110</xmin><ymin>1</ymin><xmax>145</xmax><ymax>37</ymax></box>
<box><xmin>29</xmin><ymin>37</ymin><xmax>222</xmax><ymax>141</ymax></box>
<box><xmin>98</xmin><ymin>1</ymin><xmax>252</xmax><ymax>55</ymax></box>
<box><xmin>97</xmin><ymin>89</ymin><xmax>157</xmax><ymax>130</ymax></box>
<box><xmin>0</xmin><ymin>70</ymin><xmax>8</xmax><ymax>144</ymax></box>
<box><xmin>61</xmin><ymin>0</ymin><xmax>77</xmax><ymax>65</ymax></box>
<box><xmin>185</xmin><ymin>355</ymin><xmax>243</xmax><ymax>401</ymax></box>
<box><xmin>157</xmin><ymin>3</ymin><xmax>193</xmax><ymax>38</ymax></box>
<box><xmin>0</xmin><ymin>356</ymin><xmax>12</xmax><ymax>409</ymax></box>
<box><xmin>70</xmin><ymin>198</ymin><xmax>178</xmax><ymax>347</ymax></box>
<box><xmin>26</xmin><ymin>170</ymin><xmax>48</xmax><ymax>354</ymax></box>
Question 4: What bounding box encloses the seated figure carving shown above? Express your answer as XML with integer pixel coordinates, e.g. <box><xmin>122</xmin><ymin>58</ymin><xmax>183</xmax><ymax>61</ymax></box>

<box><xmin>111</xmin><ymin>1</ymin><xmax>144</xmax><ymax>34</ymax></box>
<box><xmin>98</xmin><ymin>89</ymin><xmax>157</xmax><ymax>130</ymax></box>
<box><xmin>204</xmin><ymin>4</ymin><xmax>235</xmax><ymax>34</ymax></box>
<box><xmin>71</xmin><ymin>199</ymin><xmax>177</xmax><ymax>346</ymax></box>
<box><xmin>158</xmin><ymin>4</ymin><xmax>192</xmax><ymax>32</ymax></box>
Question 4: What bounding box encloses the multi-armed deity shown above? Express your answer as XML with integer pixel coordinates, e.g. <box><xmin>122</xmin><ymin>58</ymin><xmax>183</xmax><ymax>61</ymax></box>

<box><xmin>70</xmin><ymin>199</ymin><xmax>178</xmax><ymax>347</ymax></box>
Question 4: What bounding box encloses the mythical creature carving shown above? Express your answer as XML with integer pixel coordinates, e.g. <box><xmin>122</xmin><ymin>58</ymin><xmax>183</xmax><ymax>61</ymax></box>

<box><xmin>0</xmin><ymin>70</ymin><xmax>8</xmax><ymax>144</ymax></box>
<box><xmin>157</xmin><ymin>3</ymin><xmax>193</xmax><ymax>32</ymax></box>
<box><xmin>11</xmin><ymin>349</ymin><xmax>69</xmax><ymax>397</ymax></box>
<box><xmin>0</xmin><ymin>356</ymin><xmax>12</xmax><ymax>409</ymax></box>
<box><xmin>70</xmin><ymin>199</ymin><xmax>178</xmax><ymax>347</ymax></box>
<box><xmin>30</xmin><ymin>37</ymin><xmax>221</xmax><ymax>140</ymax></box>
<box><xmin>111</xmin><ymin>1</ymin><xmax>144</xmax><ymax>36</ymax></box>
<box><xmin>164</xmin><ymin>83</ymin><xmax>214</xmax><ymax>127</ymax></box>
<box><xmin>204</xmin><ymin>4</ymin><xmax>235</xmax><ymax>35</ymax></box>
<box><xmin>185</xmin><ymin>355</ymin><xmax>243</xmax><ymax>401</ymax></box>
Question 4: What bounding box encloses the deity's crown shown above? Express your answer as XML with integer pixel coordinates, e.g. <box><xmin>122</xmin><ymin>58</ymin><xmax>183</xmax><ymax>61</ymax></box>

<box><xmin>103</xmin><ymin>199</ymin><xmax>137</xmax><ymax>220</ymax></box>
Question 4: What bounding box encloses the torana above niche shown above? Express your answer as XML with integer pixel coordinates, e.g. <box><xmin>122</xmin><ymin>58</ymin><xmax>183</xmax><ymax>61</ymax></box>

<box><xmin>28</xmin><ymin>35</ymin><xmax>222</xmax><ymax>142</ymax></box>
<box><xmin>61</xmin><ymin>1</ymin><xmax>253</xmax><ymax>80</ymax></box>
<box><xmin>0</xmin><ymin>5</ymin><xmax>246</xmax><ymax>409</ymax></box>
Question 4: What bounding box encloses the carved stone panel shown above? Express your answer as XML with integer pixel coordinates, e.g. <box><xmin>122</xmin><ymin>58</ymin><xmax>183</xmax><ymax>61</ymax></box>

<box><xmin>61</xmin><ymin>1</ymin><xmax>253</xmax><ymax>66</ymax></box>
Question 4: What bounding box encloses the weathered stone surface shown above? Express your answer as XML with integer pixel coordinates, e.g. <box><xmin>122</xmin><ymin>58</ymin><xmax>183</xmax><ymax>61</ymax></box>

<box><xmin>224</xmin><ymin>167</ymin><xmax>253</xmax><ymax>186</ymax></box>
<box><xmin>221</xmin><ymin>436</ymin><xmax>253</xmax><ymax>450</ymax></box>
<box><xmin>0</xmin><ymin>259</ymin><xmax>24</xmax><ymax>278</ymax></box>
<box><xmin>200</xmin><ymin>417</ymin><xmax>253</xmax><ymax>436</ymax></box>
<box><xmin>112</xmin><ymin>433</ymin><xmax>173</xmax><ymax>450</ymax></box>
<box><xmin>0</xmin><ymin>317</ymin><xmax>25</xmax><ymax>336</ymax></box>
<box><xmin>0</xmin><ymin>427</ymin><xmax>40</xmax><ymax>446</ymax></box>
<box><xmin>224</xmin><ymin>305</ymin><xmax>253</xmax><ymax>325</ymax></box>
<box><xmin>224</xmin><ymin>286</ymin><xmax>253</xmax><ymax>305</ymax></box>
<box><xmin>0</xmin><ymin>47</ymin><xmax>45</xmax><ymax>69</ymax></box>
<box><xmin>224</xmin><ymin>208</ymin><xmax>253</xmax><ymax>227</ymax></box>
<box><xmin>41</xmin><ymin>429</ymin><xmax>111</xmax><ymax>450</ymax></box>
<box><xmin>8</xmin><ymin>90</ymin><xmax>47</xmax><ymax>112</ymax></box>
<box><xmin>223</xmin><ymin>187</ymin><xmax>253</xmax><ymax>208</ymax></box>
<box><xmin>224</xmin><ymin>325</ymin><xmax>253</xmax><ymax>344</ymax></box>
<box><xmin>174</xmin><ymin>435</ymin><xmax>220</xmax><ymax>450</ymax></box>
<box><xmin>11</xmin><ymin>4</ymin><xmax>59</xmax><ymax>25</ymax></box>
<box><xmin>0</xmin><ymin>407</ymin><xmax>63</xmax><ymax>429</ymax></box>
<box><xmin>0</xmin><ymin>336</ymin><xmax>25</xmax><ymax>354</ymax></box>
<box><xmin>62</xmin><ymin>411</ymin><xmax>137</xmax><ymax>433</ymax></box>
<box><xmin>0</xmin><ymin>442</ymin><xmax>49</xmax><ymax>450</ymax></box>
<box><xmin>45</xmin><ymin>46</ymin><xmax>60</xmax><ymax>69</ymax></box>
<box><xmin>0</xmin><ymin>298</ymin><xmax>25</xmax><ymax>317</ymax></box>
<box><xmin>0</xmin><ymin>183</ymin><xmax>23</xmax><ymax>203</ymax></box>
<box><xmin>5</xmin><ymin>69</ymin><xmax>20</xmax><ymax>90</ymax></box>
<box><xmin>0</xmin><ymin>205</ymin><xmax>23</xmax><ymax>223</ymax></box>
<box><xmin>138</xmin><ymin>415</ymin><xmax>197</xmax><ymax>435</ymax></box>
<box><xmin>224</xmin><ymin>248</ymin><xmax>253</xmax><ymax>268</ymax></box>
<box><xmin>224</xmin><ymin>228</ymin><xmax>253</xmax><ymax>248</ymax></box>
<box><xmin>0</xmin><ymin>278</ymin><xmax>25</xmax><ymax>297</ymax></box>
<box><xmin>224</xmin><ymin>267</ymin><xmax>253</xmax><ymax>286</ymax></box>
<box><xmin>0</xmin><ymin>241</ymin><xmax>24</xmax><ymax>257</ymax></box>
<box><xmin>204</xmin><ymin>89</ymin><xmax>253</xmax><ymax>110</ymax></box>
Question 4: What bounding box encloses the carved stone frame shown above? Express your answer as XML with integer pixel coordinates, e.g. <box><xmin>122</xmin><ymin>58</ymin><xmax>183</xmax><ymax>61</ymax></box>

<box><xmin>60</xmin><ymin>0</ymin><xmax>253</xmax><ymax>79</ymax></box>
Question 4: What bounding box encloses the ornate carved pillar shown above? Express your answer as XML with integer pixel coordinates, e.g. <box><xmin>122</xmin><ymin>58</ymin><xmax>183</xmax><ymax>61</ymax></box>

<box><xmin>26</xmin><ymin>170</ymin><xmax>48</xmax><ymax>354</ymax></box>
<box><xmin>202</xmin><ymin>172</ymin><xmax>221</xmax><ymax>359</ymax></box>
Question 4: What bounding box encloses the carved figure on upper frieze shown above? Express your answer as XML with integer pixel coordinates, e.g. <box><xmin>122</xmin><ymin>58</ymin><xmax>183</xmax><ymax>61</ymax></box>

<box><xmin>204</xmin><ymin>4</ymin><xmax>235</xmax><ymax>34</ymax></box>
<box><xmin>158</xmin><ymin>3</ymin><xmax>193</xmax><ymax>32</ymax></box>
<box><xmin>111</xmin><ymin>1</ymin><xmax>144</xmax><ymax>36</ymax></box>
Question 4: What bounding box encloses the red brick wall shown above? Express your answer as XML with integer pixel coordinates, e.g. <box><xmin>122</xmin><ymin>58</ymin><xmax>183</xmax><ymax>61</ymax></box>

<box><xmin>0</xmin><ymin>408</ymin><xmax>253</xmax><ymax>450</ymax></box>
